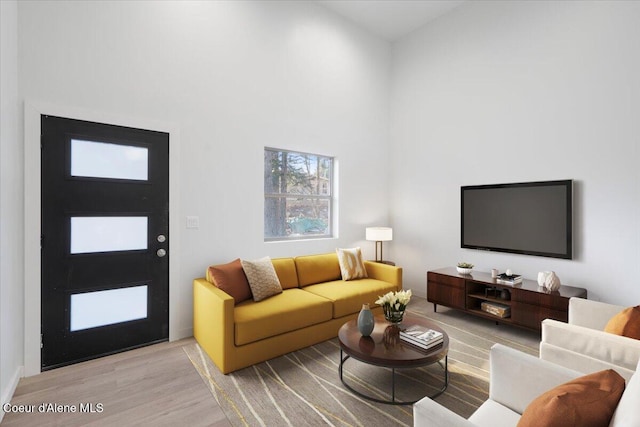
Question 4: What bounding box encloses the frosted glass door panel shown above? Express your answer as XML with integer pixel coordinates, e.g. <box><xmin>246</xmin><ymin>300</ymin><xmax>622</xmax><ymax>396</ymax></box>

<box><xmin>71</xmin><ymin>216</ymin><xmax>148</xmax><ymax>254</ymax></box>
<box><xmin>70</xmin><ymin>285</ymin><xmax>148</xmax><ymax>332</ymax></box>
<box><xmin>71</xmin><ymin>139</ymin><xmax>148</xmax><ymax>181</ymax></box>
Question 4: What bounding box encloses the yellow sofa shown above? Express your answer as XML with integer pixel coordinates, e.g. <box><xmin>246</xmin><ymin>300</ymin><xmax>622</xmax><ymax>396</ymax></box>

<box><xmin>193</xmin><ymin>253</ymin><xmax>403</xmax><ymax>374</ymax></box>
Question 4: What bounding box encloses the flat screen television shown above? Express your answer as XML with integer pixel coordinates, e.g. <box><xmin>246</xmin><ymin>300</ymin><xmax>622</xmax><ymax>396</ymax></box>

<box><xmin>461</xmin><ymin>180</ymin><xmax>573</xmax><ymax>259</ymax></box>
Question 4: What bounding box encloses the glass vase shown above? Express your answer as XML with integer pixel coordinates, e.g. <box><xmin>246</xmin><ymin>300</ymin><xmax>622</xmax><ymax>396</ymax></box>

<box><xmin>383</xmin><ymin>305</ymin><xmax>405</xmax><ymax>324</ymax></box>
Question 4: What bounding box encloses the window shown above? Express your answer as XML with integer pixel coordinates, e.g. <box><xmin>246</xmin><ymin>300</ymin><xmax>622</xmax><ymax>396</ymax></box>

<box><xmin>264</xmin><ymin>148</ymin><xmax>333</xmax><ymax>240</ymax></box>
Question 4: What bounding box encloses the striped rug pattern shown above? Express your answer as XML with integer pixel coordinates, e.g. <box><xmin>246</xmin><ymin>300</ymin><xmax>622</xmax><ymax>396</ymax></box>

<box><xmin>184</xmin><ymin>299</ymin><xmax>539</xmax><ymax>426</ymax></box>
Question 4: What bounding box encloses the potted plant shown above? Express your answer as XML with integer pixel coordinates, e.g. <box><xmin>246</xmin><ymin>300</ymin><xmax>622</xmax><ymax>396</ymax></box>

<box><xmin>456</xmin><ymin>262</ymin><xmax>474</xmax><ymax>275</ymax></box>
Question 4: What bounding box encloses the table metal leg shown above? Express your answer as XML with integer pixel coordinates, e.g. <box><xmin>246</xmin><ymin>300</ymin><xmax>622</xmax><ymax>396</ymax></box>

<box><xmin>339</xmin><ymin>353</ymin><xmax>449</xmax><ymax>405</ymax></box>
<box><xmin>392</xmin><ymin>368</ymin><xmax>396</xmax><ymax>402</ymax></box>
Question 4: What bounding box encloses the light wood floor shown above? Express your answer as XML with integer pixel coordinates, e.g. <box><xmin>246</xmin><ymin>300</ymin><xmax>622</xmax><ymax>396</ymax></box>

<box><xmin>2</xmin><ymin>338</ymin><xmax>230</xmax><ymax>426</ymax></box>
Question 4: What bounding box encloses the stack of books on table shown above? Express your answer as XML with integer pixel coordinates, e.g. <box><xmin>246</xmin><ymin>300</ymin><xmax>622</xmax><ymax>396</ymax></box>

<box><xmin>495</xmin><ymin>273</ymin><xmax>522</xmax><ymax>285</ymax></box>
<box><xmin>399</xmin><ymin>325</ymin><xmax>444</xmax><ymax>350</ymax></box>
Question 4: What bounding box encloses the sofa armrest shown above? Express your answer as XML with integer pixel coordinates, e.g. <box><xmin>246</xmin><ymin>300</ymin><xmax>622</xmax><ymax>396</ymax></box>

<box><xmin>489</xmin><ymin>344</ymin><xmax>583</xmax><ymax>415</ymax></box>
<box><xmin>413</xmin><ymin>396</ymin><xmax>474</xmax><ymax>427</ymax></box>
<box><xmin>193</xmin><ymin>278</ymin><xmax>236</xmax><ymax>374</ymax></box>
<box><xmin>541</xmin><ymin>318</ymin><xmax>640</xmax><ymax>378</ymax></box>
<box><xmin>569</xmin><ymin>297</ymin><xmax>624</xmax><ymax>329</ymax></box>
<box><xmin>363</xmin><ymin>261</ymin><xmax>402</xmax><ymax>289</ymax></box>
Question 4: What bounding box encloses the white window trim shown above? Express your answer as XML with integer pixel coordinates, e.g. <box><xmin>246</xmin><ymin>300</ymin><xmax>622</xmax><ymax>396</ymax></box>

<box><xmin>264</xmin><ymin>147</ymin><xmax>335</xmax><ymax>242</ymax></box>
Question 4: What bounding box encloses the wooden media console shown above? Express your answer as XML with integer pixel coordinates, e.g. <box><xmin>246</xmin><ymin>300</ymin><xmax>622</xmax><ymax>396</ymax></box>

<box><xmin>427</xmin><ymin>267</ymin><xmax>587</xmax><ymax>331</ymax></box>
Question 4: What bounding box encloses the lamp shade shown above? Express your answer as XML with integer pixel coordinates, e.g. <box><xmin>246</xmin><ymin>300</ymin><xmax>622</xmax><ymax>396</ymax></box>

<box><xmin>366</xmin><ymin>227</ymin><xmax>392</xmax><ymax>242</ymax></box>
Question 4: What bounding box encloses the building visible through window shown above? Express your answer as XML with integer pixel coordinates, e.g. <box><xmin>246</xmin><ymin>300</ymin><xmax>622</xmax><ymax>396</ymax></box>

<box><xmin>264</xmin><ymin>148</ymin><xmax>333</xmax><ymax>240</ymax></box>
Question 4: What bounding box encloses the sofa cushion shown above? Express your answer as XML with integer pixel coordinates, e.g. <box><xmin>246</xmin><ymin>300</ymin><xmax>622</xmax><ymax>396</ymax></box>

<box><xmin>271</xmin><ymin>257</ymin><xmax>299</xmax><ymax>290</ymax></box>
<box><xmin>206</xmin><ymin>258</ymin><xmax>252</xmax><ymax>304</ymax></box>
<box><xmin>605</xmin><ymin>306</ymin><xmax>640</xmax><ymax>340</ymax></box>
<box><xmin>303</xmin><ymin>278</ymin><xmax>398</xmax><ymax>318</ymax></box>
<box><xmin>241</xmin><ymin>257</ymin><xmax>283</xmax><ymax>302</ymax></box>
<box><xmin>336</xmin><ymin>247</ymin><xmax>368</xmax><ymax>281</ymax></box>
<box><xmin>517</xmin><ymin>369</ymin><xmax>625</xmax><ymax>427</ymax></box>
<box><xmin>295</xmin><ymin>253</ymin><xmax>342</xmax><ymax>286</ymax></box>
<box><xmin>234</xmin><ymin>288</ymin><xmax>333</xmax><ymax>345</ymax></box>
<box><xmin>609</xmin><ymin>360</ymin><xmax>640</xmax><ymax>426</ymax></box>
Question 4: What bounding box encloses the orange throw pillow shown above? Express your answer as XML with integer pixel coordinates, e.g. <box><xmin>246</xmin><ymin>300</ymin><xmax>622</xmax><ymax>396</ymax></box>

<box><xmin>604</xmin><ymin>306</ymin><xmax>640</xmax><ymax>340</ymax></box>
<box><xmin>517</xmin><ymin>369</ymin><xmax>625</xmax><ymax>427</ymax></box>
<box><xmin>206</xmin><ymin>259</ymin><xmax>252</xmax><ymax>304</ymax></box>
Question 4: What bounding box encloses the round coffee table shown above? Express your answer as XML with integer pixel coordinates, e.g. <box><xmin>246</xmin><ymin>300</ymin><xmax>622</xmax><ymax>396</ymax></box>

<box><xmin>338</xmin><ymin>313</ymin><xmax>449</xmax><ymax>405</ymax></box>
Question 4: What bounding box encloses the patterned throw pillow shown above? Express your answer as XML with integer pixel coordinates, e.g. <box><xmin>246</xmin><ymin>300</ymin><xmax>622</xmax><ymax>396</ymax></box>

<box><xmin>336</xmin><ymin>247</ymin><xmax>368</xmax><ymax>281</ymax></box>
<box><xmin>241</xmin><ymin>256</ymin><xmax>283</xmax><ymax>302</ymax></box>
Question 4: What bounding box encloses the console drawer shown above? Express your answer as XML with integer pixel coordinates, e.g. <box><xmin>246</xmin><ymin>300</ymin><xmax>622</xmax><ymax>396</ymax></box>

<box><xmin>427</xmin><ymin>272</ymin><xmax>464</xmax><ymax>288</ymax></box>
<box><xmin>512</xmin><ymin>289</ymin><xmax>569</xmax><ymax>312</ymax></box>
<box><xmin>511</xmin><ymin>302</ymin><xmax>568</xmax><ymax>329</ymax></box>
<box><xmin>427</xmin><ymin>280</ymin><xmax>465</xmax><ymax>309</ymax></box>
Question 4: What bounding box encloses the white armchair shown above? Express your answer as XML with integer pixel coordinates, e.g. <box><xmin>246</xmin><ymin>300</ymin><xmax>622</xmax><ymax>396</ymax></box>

<box><xmin>413</xmin><ymin>343</ymin><xmax>640</xmax><ymax>427</ymax></box>
<box><xmin>540</xmin><ymin>297</ymin><xmax>640</xmax><ymax>382</ymax></box>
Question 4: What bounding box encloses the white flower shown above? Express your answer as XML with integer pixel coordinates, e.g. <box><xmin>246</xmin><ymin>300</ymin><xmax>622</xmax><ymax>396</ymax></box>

<box><xmin>375</xmin><ymin>289</ymin><xmax>411</xmax><ymax>309</ymax></box>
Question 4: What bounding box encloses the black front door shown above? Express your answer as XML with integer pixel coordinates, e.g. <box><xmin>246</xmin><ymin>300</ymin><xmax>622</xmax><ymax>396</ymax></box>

<box><xmin>41</xmin><ymin>115</ymin><xmax>169</xmax><ymax>370</ymax></box>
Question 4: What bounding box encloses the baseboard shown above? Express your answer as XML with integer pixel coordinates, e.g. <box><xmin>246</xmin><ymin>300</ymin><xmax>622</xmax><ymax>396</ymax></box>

<box><xmin>170</xmin><ymin>327</ymin><xmax>193</xmax><ymax>342</ymax></box>
<box><xmin>0</xmin><ymin>364</ymin><xmax>24</xmax><ymax>422</ymax></box>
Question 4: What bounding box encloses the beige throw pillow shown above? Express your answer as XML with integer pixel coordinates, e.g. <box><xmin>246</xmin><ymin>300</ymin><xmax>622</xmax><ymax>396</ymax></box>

<box><xmin>241</xmin><ymin>256</ymin><xmax>283</xmax><ymax>302</ymax></box>
<box><xmin>336</xmin><ymin>247</ymin><xmax>368</xmax><ymax>281</ymax></box>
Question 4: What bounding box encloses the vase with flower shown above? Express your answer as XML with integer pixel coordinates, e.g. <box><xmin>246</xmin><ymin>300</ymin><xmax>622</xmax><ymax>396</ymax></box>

<box><xmin>376</xmin><ymin>289</ymin><xmax>412</xmax><ymax>324</ymax></box>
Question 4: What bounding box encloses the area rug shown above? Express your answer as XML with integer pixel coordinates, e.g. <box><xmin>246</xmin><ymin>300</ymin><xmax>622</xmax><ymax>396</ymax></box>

<box><xmin>184</xmin><ymin>301</ymin><xmax>539</xmax><ymax>426</ymax></box>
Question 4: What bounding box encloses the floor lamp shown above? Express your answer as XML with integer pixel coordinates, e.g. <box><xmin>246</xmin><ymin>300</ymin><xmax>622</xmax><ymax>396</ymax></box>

<box><xmin>365</xmin><ymin>227</ymin><xmax>393</xmax><ymax>265</ymax></box>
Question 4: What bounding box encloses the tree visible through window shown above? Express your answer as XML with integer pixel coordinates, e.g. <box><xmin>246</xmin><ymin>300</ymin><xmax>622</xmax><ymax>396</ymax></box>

<box><xmin>264</xmin><ymin>148</ymin><xmax>333</xmax><ymax>240</ymax></box>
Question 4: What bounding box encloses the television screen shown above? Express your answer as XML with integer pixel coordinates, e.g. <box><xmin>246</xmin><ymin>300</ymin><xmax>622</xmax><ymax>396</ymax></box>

<box><xmin>461</xmin><ymin>180</ymin><xmax>573</xmax><ymax>259</ymax></box>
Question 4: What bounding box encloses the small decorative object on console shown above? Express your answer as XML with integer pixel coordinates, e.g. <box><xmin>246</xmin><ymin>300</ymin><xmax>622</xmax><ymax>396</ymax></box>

<box><xmin>537</xmin><ymin>272</ymin><xmax>546</xmax><ymax>288</ymax></box>
<box><xmin>543</xmin><ymin>271</ymin><xmax>560</xmax><ymax>292</ymax></box>
<box><xmin>481</xmin><ymin>301</ymin><xmax>511</xmax><ymax>318</ymax></box>
<box><xmin>456</xmin><ymin>262</ymin><xmax>474</xmax><ymax>275</ymax></box>
<box><xmin>357</xmin><ymin>303</ymin><xmax>375</xmax><ymax>337</ymax></box>
<box><xmin>376</xmin><ymin>289</ymin><xmax>412</xmax><ymax>324</ymax></box>
<box><xmin>496</xmin><ymin>272</ymin><xmax>522</xmax><ymax>285</ymax></box>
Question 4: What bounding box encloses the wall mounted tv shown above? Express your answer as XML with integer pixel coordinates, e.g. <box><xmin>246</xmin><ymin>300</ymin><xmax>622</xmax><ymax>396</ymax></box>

<box><xmin>461</xmin><ymin>180</ymin><xmax>573</xmax><ymax>259</ymax></box>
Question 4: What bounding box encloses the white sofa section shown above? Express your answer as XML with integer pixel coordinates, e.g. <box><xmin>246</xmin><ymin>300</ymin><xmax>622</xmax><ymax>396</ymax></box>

<box><xmin>413</xmin><ymin>343</ymin><xmax>640</xmax><ymax>427</ymax></box>
<box><xmin>540</xmin><ymin>298</ymin><xmax>640</xmax><ymax>382</ymax></box>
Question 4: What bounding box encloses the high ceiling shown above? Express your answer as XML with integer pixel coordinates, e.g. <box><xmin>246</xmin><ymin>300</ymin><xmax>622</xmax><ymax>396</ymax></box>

<box><xmin>317</xmin><ymin>0</ymin><xmax>466</xmax><ymax>41</ymax></box>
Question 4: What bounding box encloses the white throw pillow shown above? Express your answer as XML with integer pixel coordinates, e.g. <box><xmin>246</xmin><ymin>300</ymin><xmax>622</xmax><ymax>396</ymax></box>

<box><xmin>336</xmin><ymin>247</ymin><xmax>368</xmax><ymax>281</ymax></box>
<box><xmin>241</xmin><ymin>256</ymin><xmax>283</xmax><ymax>302</ymax></box>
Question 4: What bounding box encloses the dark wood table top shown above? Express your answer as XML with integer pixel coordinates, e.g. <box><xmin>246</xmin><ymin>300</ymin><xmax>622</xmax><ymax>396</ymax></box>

<box><xmin>338</xmin><ymin>314</ymin><xmax>449</xmax><ymax>368</ymax></box>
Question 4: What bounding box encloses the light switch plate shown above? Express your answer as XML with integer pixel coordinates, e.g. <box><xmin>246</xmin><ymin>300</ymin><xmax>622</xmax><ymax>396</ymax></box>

<box><xmin>186</xmin><ymin>216</ymin><xmax>199</xmax><ymax>229</ymax></box>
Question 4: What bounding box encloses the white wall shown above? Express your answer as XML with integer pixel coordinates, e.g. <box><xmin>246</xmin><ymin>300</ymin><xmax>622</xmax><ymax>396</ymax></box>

<box><xmin>1</xmin><ymin>0</ymin><xmax>24</xmax><ymax>419</ymax></box>
<box><xmin>390</xmin><ymin>0</ymin><xmax>640</xmax><ymax>305</ymax></box>
<box><xmin>18</xmin><ymin>1</ymin><xmax>391</xmax><ymax>370</ymax></box>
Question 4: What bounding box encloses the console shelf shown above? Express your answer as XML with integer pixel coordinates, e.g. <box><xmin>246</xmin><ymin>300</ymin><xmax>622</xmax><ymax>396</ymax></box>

<box><xmin>467</xmin><ymin>293</ymin><xmax>513</xmax><ymax>305</ymax></box>
<box><xmin>427</xmin><ymin>267</ymin><xmax>587</xmax><ymax>331</ymax></box>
